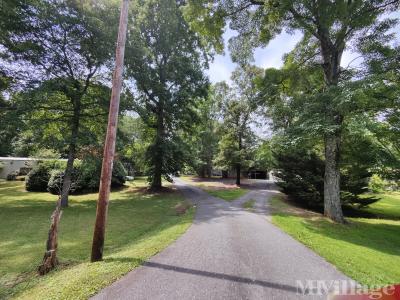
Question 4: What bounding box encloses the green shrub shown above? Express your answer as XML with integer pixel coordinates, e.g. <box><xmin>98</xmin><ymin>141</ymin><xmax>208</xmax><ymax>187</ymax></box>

<box><xmin>79</xmin><ymin>156</ymin><xmax>126</xmax><ymax>192</ymax></box>
<box><xmin>26</xmin><ymin>157</ymin><xmax>125</xmax><ymax>194</ymax></box>
<box><xmin>26</xmin><ymin>160</ymin><xmax>67</xmax><ymax>192</ymax></box>
<box><xmin>47</xmin><ymin>169</ymin><xmax>64</xmax><ymax>195</ymax></box>
<box><xmin>274</xmin><ymin>150</ymin><xmax>324</xmax><ymax>208</ymax></box>
<box><xmin>368</xmin><ymin>174</ymin><xmax>388</xmax><ymax>193</ymax></box>
<box><xmin>25</xmin><ymin>164</ymin><xmax>52</xmax><ymax>191</ymax></box>
<box><xmin>274</xmin><ymin>149</ymin><xmax>378</xmax><ymax>210</ymax></box>
<box><xmin>6</xmin><ymin>172</ymin><xmax>17</xmax><ymax>181</ymax></box>
<box><xmin>47</xmin><ymin>168</ymin><xmax>82</xmax><ymax>195</ymax></box>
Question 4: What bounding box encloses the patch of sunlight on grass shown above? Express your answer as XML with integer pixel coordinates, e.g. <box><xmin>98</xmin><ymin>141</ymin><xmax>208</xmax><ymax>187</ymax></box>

<box><xmin>0</xmin><ymin>180</ymin><xmax>194</xmax><ymax>299</ymax></box>
<box><xmin>205</xmin><ymin>188</ymin><xmax>248</xmax><ymax>201</ymax></box>
<box><xmin>362</xmin><ymin>192</ymin><xmax>400</xmax><ymax>219</ymax></box>
<box><xmin>270</xmin><ymin>196</ymin><xmax>400</xmax><ymax>286</ymax></box>
<box><xmin>242</xmin><ymin>199</ymin><xmax>256</xmax><ymax>211</ymax></box>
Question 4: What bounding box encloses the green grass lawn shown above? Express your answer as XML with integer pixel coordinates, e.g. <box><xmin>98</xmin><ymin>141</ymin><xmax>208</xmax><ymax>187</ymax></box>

<box><xmin>242</xmin><ymin>199</ymin><xmax>255</xmax><ymax>211</ymax></box>
<box><xmin>0</xmin><ymin>179</ymin><xmax>193</xmax><ymax>299</ymax></box>
<box><xmin>204</xmin><ymin>187</ymin><xmax>248</xmax><ymax>201</ymax></box>
<box><xmin>179</xmin><ymin>176</ymin><xmax>249</xmax><ymax>201</ymax></box>
<box><xmin>363</xmin><ymin>192</ymin><xmax>400</xmax><ymax>219</ymax></box>
<box><xmin>270</xmin><ymin>194</ymin><xmax>400</xmax><ymax>287</ymax></box>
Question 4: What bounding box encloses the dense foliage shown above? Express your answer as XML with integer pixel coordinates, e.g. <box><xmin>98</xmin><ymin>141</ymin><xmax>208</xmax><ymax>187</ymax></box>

<box><xmin>26</xmin><ymin>160</ymin><xmax>67</xmax><ymax>192</ymax></box>
<box><xmin>183</xmin><ymin>0</ymin><xmax>399</xmax><ymax>223</ymax></box>
<box><xmin>213</xmin><ymin>66</ymin><xmax>262</xmax><ymax>185</ymax></box>
<box><xmin>0</xmin><ymin>0</ymin><xmax>121</xmax><ymax>206</ymax></box>
<box><xmin>0</xmin><ymin>0</ymin><xmax>398</xmax><ymax>219</ymax></box>
<box><xmin>274</xmin><ymin>147</ymin><xmax>378</xmax><ymax>210</ymax></box>
<box><xmin>124</xmin><ymin>0</ymin><xmax>208</xmax><ymax>189</ymax></box>
<box><xmin>26</xmin><ymin>158</ymin><xmax>125</xmax><ymax>194</ymax></box>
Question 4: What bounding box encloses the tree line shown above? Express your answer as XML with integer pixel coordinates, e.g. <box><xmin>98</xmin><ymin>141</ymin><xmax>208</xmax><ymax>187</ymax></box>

<box><xmin>0</xmin><ymin>0</ymin><xmax>399</xmax><ymax>230</ymax></box>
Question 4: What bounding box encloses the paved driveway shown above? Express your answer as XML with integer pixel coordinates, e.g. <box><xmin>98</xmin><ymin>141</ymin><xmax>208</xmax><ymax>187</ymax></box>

<box><xmin>93</xmin><ymin>179</ymin><xmax>350</xmax><ymax>300</ymax></box>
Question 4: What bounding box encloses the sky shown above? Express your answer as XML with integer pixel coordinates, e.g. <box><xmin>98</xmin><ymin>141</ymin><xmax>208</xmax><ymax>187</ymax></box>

<box><xmin>206</xmin><ymin>11</ymin><xmax>400</xmax><ymax>84</ymax></box>
<box><xmin>206</xmin><ymin>11</ymin><xmax>400</xmax><ymax>138</ymax></box>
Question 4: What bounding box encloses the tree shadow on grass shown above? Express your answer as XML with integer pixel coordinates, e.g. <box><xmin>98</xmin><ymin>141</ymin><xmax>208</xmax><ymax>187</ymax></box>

<box><xmin>281</xmin><ymin>195</ymin><xmax>400</xmax><ymax>221</ymax></box>
<box><xmin>0</xmin><ymin>186</ymin><xmax>191</xmax><ymax>299</ymax></box>
<box><xmin>300</xmin><ymin>217</ymin><xmax>400</xmax><ymax>257</ymax></box>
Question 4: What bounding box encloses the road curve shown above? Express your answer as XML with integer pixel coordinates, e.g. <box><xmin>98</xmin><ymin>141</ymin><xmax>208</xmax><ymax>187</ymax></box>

<box><xmin>93</xmin><ymin>179</ymin><xmax>350</xmax><ymax>300</ymax></box>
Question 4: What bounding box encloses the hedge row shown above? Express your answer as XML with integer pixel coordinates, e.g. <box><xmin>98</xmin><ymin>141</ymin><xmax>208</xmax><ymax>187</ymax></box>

<box><xmin>25</xmin><ymin>158</ymin><xmax>126</xmax><ymax>194</ymax></box>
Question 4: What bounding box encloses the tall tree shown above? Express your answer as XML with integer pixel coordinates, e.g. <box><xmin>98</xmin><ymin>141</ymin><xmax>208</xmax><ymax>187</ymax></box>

<box><xmin>0</xmin><ymin>0</ymin><xmax>118</xmax><ymax>206</ymax></box>
<box><xmin>214</xmin><ymin>66</ymin><xmax>261</xmax><ymax>185</ymax></box>
<box><xmin>0</xmin><ymin>72</ymin><xmax>19</xmax><ymax>156</ymax></box>
<box><xmin>357</xmin><ymin>26</ymin><xmax>400</xmax><ymax>180</ymax></box>
<box><xmin>184</xmin><ymin>87</ymin><xmax>220</xmax><ymax>178</ymax></box>
<box><xmin>183</xmin><ymin>0</ymin><xmax>399</xmax><ymax>222</ymax></box>
<box><xmin>125</xmin><ymin>0</ymin><xmax>208</xmax><ymax>190</ymax></box>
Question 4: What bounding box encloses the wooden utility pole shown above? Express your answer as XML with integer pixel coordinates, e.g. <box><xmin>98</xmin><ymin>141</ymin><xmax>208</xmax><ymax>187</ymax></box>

<box><xmin>91</xmin><ymin>0</ymin><xmax>130</xmax><ymax>262</ymax></box>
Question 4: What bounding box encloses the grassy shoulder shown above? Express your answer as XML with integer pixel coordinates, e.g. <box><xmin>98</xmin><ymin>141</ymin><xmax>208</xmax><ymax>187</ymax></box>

<box><xmin>204</xmin><ymin>188</ymin><xmax>248</xmax><ymax>201</ymax></box>
<box><xmin>363</xmin><ymin>192</ymin><xmax>400</xmax><ymax>219</ymax></box>
<box><xmin>242</xmin><ymin>199</ymin><xmax>255</xmax><ymax>211</ymax></box>
<box><xmin>180</xmin><ymin>175</ymin><xmax>249</xmax><ymax>201</ymax></box>
<box><xmin>0</xmin><ymin>179</ymin><xmax>193</xmax><ymax>299</ymax></box>
<box><xmin>270</xmin><ymin>194</ymin><xmax>400</xmax><ymax>287</ymax></box>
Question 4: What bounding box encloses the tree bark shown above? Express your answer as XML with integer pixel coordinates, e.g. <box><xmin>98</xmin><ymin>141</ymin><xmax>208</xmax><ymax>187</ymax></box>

<box><xmin>60</xmin><ymin>102</ymin><xmax>81</xmax><ymax>207</ymax></box>
<box><xmin>206</xmin><ymin>160</ymin><xmax>212</xmax><ymax>178</ymax></box>
<box><xmin>324</xmin><ymin>133</ymin><xmax>345</xmax><ymax>223</ymax></box>
<box><xmin>236</xmin><ymin>163</ymin><xmax>241</xmax><ymax>186</ymax></box>
<box><xmin>38</xmin><ymin>197</ymin><xmax>62</xmax><ymax>275</ymax></box>
<box><xmin>151</xmin><ymin>107</ymin><xmax>164</xmax><ymax>190</ymax></box>
<box><xmin>199</xmin><ymin>167</ymin><xmax>206</xmax><ymax>178</ymax></box>
<box><xmin>319</xmin><ymin>36</ymin><xmax>346</xmax><ymax>223</ymax></box>
<box><xmin>236</xmin><ymin>133</ymin><xmax>242</xmax><ymax>186</ymax></box>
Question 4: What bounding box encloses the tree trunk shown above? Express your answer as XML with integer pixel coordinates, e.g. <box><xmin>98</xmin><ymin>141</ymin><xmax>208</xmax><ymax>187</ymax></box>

<box><xmin>38</xmin><ymin>197</ymin><xmax>62</xmax><ymax>275</ymax></box>
<box><xmin>319</xmin><ymin>40</ymin><xmax>345</xmax><ymax>223</ymax></box>
<box><xmin>206</xmin><ymin>162</ymin><xmax>212</xmax><ymax>178</ymax></box>
<box><xmin>151</xmin><ymin>110</ymin><xmax>164</xmax><ymax>190</ymax></box>
<box><xmin>324</xmin><ymin>133</ymin><xmax>345</xmax><ymax>223</ymax></box>
<box><xmin>199</xmin><ymin>167</ymin><xmax>206</xmax><ymax>178</ymax></box>
<box><xmin>236</xmin><ymin>163</ymin><xmax>241</xmax><ymax>186</ymax></box>
<box><xmin>236</xmin><ymin>133</ymin><xmax>242</xmax><ymax>186</ymax></box>
<box><xmin>60</xmin><ymin>104</ymin><xmax>80</xmax><ymax>208</ymax></box>
<box><xmin>152</xmin><ymin>160</ymin><xmax>162</xmax><ymax>190</ymax></box>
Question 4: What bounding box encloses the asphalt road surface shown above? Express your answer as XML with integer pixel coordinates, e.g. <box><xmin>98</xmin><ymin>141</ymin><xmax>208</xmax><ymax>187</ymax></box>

<box><xmin>93</xmin><ymin>178</ymin><xmax>351</xmax><ymax>300</ymax></box>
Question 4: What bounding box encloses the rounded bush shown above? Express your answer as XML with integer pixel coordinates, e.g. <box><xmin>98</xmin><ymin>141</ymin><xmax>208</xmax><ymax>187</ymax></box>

<box><xmin>6</xmin><ymin>172</ymin><xmax>17</xmax><ymax>181</ymax></box>
<box><xmin>25</xmin><ymin>157</ymin><xmax>125</xmax><ymax>194</ymax></box>
<box><xmin>79</xmin><ymin>157</ymin><xmax>126</xmax><ymax>192</ymax></box>
<box><xmin>111</xmin><ymin>161</ymin><xmax>127</xmax><ymax>188</ymax></box>
<box><xmin>47</xmin><ymin>168</ymin><xmax>82</xmax><ymax>195</ymax></box>
<box><xmin>47</xmin><ymin>169</ymin><xmax>64</xmax><ymax>195</ymax></box>
<box><xmin>26</xmin><ymin>164</ymin><xmax>51</xmax><ymax>192</ymax></box>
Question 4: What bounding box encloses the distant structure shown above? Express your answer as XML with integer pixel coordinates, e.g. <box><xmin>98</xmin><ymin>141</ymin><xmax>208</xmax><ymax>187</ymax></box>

<box><xmin>212</xmin><ymin>168</ymin><xmax>273</xmax><ymax>181</ymax></box>
<box><xmin>0</xmin><ymin>157</ymin><xmax>38</xmax><ymax>179</ymax></box>
<box><xmin>0</xmin><ymin>157</ymin><xmax>67</xmax><ymax>179</ymax></box>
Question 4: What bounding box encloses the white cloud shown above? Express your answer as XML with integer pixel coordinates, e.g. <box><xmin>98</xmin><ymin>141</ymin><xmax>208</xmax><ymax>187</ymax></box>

<box><xmin>341</xmin><ymin>50</ymin><xmax>363</xmax><ymax>68</ymax></box>
<box><xmin>205</xmin><ymin>55</ymin><xmax>235</xmax><ymax>83</ymax></box>
<box><xmin>206</xmin><ymin>11</ymin><xmax>400</xmax><ymax>83</ymax></box>
<box><xmin>206</xmin><ymin>29</ymin><xmax>303</xmax><ymax>83</ymax></box>
<box><xmin>254</xmin><ymin>31</ymin><xmax>303</xmax><ymax>69</ymax></box>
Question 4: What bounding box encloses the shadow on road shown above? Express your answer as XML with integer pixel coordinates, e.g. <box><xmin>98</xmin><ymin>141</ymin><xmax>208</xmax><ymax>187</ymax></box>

<box><xmin>142</xmin><ymin>261</ymin><xmax>299</xmax><ymax>294</ymax></box>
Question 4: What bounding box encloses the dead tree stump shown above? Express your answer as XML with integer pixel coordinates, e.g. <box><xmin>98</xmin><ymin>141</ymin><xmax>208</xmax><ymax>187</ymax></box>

<box><xmin>38</xmin><ymin>197</ymin><xmax>63</xmax><ymax>275</ymax></box>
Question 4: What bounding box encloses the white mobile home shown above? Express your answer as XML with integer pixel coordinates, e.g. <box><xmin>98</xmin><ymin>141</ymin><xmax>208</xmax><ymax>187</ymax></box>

<box><xmin>0</xmin><ymin>157</ymin><xmax>38</xmax><ymax>179</ymax></box>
